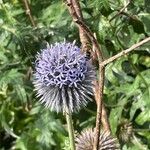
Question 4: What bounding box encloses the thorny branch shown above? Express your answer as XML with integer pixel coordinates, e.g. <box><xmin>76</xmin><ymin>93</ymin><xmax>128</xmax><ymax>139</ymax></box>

<box><xmin>22</xmin><ymin>0</ymin><xmax>36</xmax><ymax>27</ymax></box>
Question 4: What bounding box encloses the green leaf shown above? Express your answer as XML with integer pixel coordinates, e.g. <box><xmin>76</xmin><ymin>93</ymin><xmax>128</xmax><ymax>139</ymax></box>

<box><xmin>135</xmin><ymin>109</ymin><xmax>150</xmax><ymax>125</ymax></box>
<box><xmin>109</xmin><ymin>97</ymin><xmax>128</xmax><ymax>134</ymax></box>
<box><xmin>15</xmin><ymin>84</ymin><xmax>27</xmax><ymax>103</ymax></box>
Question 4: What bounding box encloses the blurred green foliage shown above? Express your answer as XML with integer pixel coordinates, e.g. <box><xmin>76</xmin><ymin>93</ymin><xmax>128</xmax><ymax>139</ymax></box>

<box><xmin>0</xmin><ymin>0</ymin><xmax>150</xmax><ymax>149</ymax></box>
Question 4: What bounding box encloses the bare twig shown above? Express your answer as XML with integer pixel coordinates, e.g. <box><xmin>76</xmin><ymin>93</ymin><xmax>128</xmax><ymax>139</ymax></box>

<box><xmin>93</xmin><ymin>65</ymin><xmax>105</xmax><ymax>150</ymax></box>
<box><xmin>101</xmin><ymin>37</ymin><xmax>150</xmax><ymax>66</ymax></box>
<box><xmin>94</xmin><ymin>81</ymin><xmax>111</xmax><ymax>132</ymax></box>
<box><xmin>22</xmin><ymin>0</ymin><xmax>36</xmax><ymax>27</ymax></box>
<box><xmin>65</xmin><ymin>1</ymin><xmax>150</xmax><ymax>150</ymax></box>
<box><xmin>110</xmin><ymin>0</ymin><xmax>132</xmax><ymax>22</ymax></box>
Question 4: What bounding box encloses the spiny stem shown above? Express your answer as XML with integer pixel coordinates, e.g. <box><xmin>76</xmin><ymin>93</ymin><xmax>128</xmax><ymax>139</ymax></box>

<box><xmin>65</xmin><ymin>106</ymin><xmax>76</xmax><ymax>150</ymax></box>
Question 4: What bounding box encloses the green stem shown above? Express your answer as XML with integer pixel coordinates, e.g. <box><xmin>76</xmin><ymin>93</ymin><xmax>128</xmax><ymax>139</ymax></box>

<box><xmin>65</xmin><ymin>106</ymin><xmax>76</xmax><ymax>150</ymax></box>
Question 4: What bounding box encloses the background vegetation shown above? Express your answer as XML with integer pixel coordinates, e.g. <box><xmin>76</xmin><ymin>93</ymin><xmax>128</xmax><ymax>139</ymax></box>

<box><xmin>0</xmin><ymin>0</ymin><xmax>150</xmax><ymax>149</ymax></box>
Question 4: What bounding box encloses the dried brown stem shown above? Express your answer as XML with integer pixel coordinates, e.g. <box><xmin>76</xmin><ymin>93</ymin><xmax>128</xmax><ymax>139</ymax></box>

<box><xmin>94</xmin><ymin>81</ymin><xmax>111</xmax><ymax>132</ymax></box>
<box><xmin>65</xmin><ymin>1</ymin><xmax>105</xmax><ymax>149</ymax></box>
<box><xmin>65</xmin><ymin>0</ymin><xmax>103</xmax><ymax>62</ymax></box>
<box><xmin>101</xmin><ymin>37</ymin><xmax>150</xmax><ymax>66</ymax></box>
<box><xmin>93</xmin><ymin>65</ymin><xmax>104</xmax><ymax>150</ymax></box>
<box><xmin>71</xmin><ymin>1</ymin><xmax>110</xmax><ymax>133</ymax></box>
<box><xmin>101</xmin><ymin>104</ymin><xmax>111</xmax><ymax>131</ymax></box>
<box><xmin>72</xmin><ymin>0</ymin><xmax>91</xmax><ymax>53</ymax></box>
<box><xmin>22</xmin><ymin>0</ymin><xmax>36</xmax><ymax>27</ymax></box>
<box><xmin>110</xmin><ymin>0</ymin><xmax>132</xmax><ymax>22</ymax></box>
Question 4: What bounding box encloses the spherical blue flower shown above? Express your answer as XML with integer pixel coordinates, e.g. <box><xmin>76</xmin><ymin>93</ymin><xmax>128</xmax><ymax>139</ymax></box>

<box><xmin>33</xmin><ymin>41</ymin><xmax>95</xmax><ymax>112</ymax></box>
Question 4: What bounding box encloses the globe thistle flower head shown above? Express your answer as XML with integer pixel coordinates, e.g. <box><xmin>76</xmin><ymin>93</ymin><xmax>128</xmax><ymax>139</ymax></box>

<box><xmin>75</xmin><ymin>128</ymin><xmax>120</xmax><ymax>150</ymax></box>
<box><xmin>117</xmin><ymin>119</ymin><xmax>133</xmax><ymax>143</ymax></box>
<box><xmin>33</xmin><ymin>41</ymin><xmax>95</xmax><ymax>112</ymax></box>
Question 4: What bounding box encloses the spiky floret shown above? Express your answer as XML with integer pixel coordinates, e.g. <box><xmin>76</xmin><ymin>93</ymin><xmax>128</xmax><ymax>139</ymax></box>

<box><xmin>117</xmin><ymin>119</ymin><xmax>133</xmax><ymax>143</ymax></box>
<box><xmin>75</xmin><ymin>128</ymin><xmax>120</xmax><ymax>150</ymax></box>
<box><xmin>33</xmin><ymin>41</ymin><xmax>95</xmax><ymax>112</ymax></box>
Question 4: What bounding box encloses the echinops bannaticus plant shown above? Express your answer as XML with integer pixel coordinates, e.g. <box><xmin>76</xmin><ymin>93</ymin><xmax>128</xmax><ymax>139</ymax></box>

<box><xmin>75</xmin><ymin>128</ymin><xmax>120</xmax><ymax>150</ymax></box>
<box><xmin>33</xmin><ymin>41</ymin><xmax>95</xmax><ymax>113</ymax></box>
